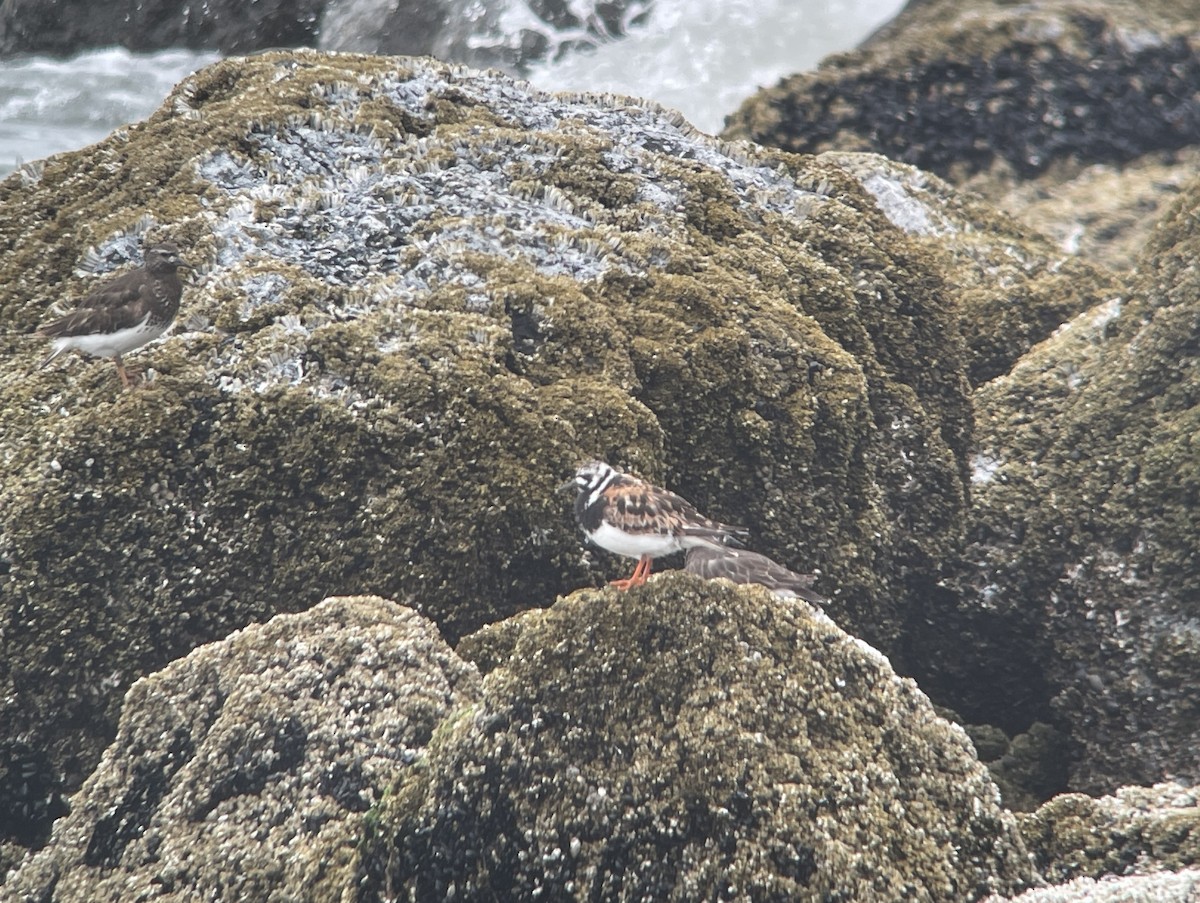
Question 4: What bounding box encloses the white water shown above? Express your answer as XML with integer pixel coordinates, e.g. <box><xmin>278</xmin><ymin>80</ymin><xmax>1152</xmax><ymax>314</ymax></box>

<box><xmin>0</xmin><ymin>0</ymin><xmax>903</xmax><ymax>176</ymax></box>
<box><xmin>0</xmin><ymin>47</ymin><xmax>219</xmax><ymax>175</ymax></box>
<box><xmin>524</xmin><ymin>0</ymin><xmax>904</xmax><ymax>134</ymax></box>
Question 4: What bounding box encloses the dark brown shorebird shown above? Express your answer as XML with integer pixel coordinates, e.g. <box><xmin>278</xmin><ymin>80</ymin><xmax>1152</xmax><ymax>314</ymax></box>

<box><xmin>560</xmin><ymin>460</ymin><xmax>747</xmax><ymax>590</ymax></box>
<box><xmin>36</xmin><ymin>242</ymin><xmax>190</xmax><ymax>390</ymax></box>
<box><xmin>684</xmin><ymin>545</ymin><xmax>829</xmax><ymax>605</ymax></box>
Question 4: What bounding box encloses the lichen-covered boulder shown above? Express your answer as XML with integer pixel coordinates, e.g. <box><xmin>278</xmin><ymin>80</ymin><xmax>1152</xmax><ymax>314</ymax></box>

<box><xmin>933</xmin><ymin>174</ymin><xmax>1200</xmax><ymax>792</ymax></box>
<box><xmin>2</xmin><ymin>595</ymin><xmax>481</xmax><ymax>902</ymax></box>
<box><xmin>1018</xmin><ymin>782</ymin><xmax>1200</xmax><ymax>885</ymax></box>
<box><xmin>368</xmin><ymin>573</ymin><xmax>1034</xmax><ymax>901</ymax></box>
<box><xmin>723</xmin><ymin>0</ymin><xmax>1200</xmax><ymax>269</ymax></box>
<box><xmin>0</xmin><ymin>50</ymin><xmax>984</xmax><ymax>841</ymax></box>
<box><xmin>814</xmin><ymin>151</ymin><xmax>1118</xmax><ymax>385</ymax></box>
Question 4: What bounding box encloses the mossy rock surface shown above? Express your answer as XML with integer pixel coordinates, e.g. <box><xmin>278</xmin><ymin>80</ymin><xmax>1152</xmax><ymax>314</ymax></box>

<box><xmin>815</xmin><ymin>151</ymin><xmax>1118</xmax><ymax>385</ymax></box>
<box><xmin>937</xmin><ymin>174</ymin><xmax>1200</xmax><ymax>792</ymax></box>
<box><xmin>2</xmin><ymin>595</ymin><xmax>481</xmax><ymax>902</ymax></box>
<box><xmin>370</xmin><ymin>573</ymin><xmax>1033</xmax><ymax>901</ymax></box>
<box><xmin>0</xmin><ymin>52</ymin><xmax>979</xmax><ymax>844</ymax></box>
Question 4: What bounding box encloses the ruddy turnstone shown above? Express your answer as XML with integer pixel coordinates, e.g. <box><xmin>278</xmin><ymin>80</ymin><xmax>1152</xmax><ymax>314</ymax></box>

<box><xmin>684</xmin><ymin>545</ymin><xmax>828</xmax><ymax>605</ymax></box>
<box><xmin>36</xmin><ymin>242</ymin><xmax>190</xmax><ymax>390</ymax></box>
<box><xmin>560</xmin><ymin>459</ymin><xmax>748</xmax><ymax>590</ymax></box>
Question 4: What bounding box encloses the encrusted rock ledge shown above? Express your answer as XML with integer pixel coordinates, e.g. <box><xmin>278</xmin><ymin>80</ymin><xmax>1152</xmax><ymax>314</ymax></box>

<box><xmin>5</xmin><ymin>578</ymin><xmax>1035</xmax><ymax>901</ymax></box>
<box><xmin>3</xmin><ymin>595</ymin><xmax>482</xmax><ymax>901</ymax></box>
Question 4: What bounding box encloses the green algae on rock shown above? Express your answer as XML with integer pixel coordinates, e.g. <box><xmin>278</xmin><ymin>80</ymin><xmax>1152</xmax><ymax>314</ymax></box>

<box><xmin>938</xmin><ymin>174</ymin><xmax>1200</xmax><ymax>793</ymax></box>
<box><xmin>1018</xmin><ymin>782</ymin><xmax>1200</xmax><ymax>886</ymax></box>
<box><xmin>813</xmin><ymin>151</ymin><xmax>1119</xmax><ymax>386</ymax></box>
<box><xmin>0</xmin><ymin>51</ymin><xmax>976</xmax><ymax>846</ymax></box>
<box><xmin>368</xmin><ymin>573</ymin><xmax>1033</xmax><ymax>901</ymax></box>
<box><xmin>2</xmin><ymin>596</ymin><xmax>482</xmax><ymax>902</ymax></box>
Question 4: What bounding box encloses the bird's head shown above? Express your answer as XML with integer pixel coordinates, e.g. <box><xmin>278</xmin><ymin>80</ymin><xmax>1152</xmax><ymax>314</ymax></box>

<box><xmin>557</xmin><ymin>459</ymin><xmax>617</xmax><ymax>495</ymax></box>
<box><xmin>144</xmin><ymin>243</ymin><xmax>192</xmax><ymax>274</ymax></box>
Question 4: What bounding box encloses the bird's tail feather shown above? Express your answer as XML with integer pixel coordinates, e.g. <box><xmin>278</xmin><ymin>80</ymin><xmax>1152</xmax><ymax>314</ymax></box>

<box><xmin>30</xmin><ymin>342</ymin><xmax>65</xmax><ymax>375</ymax></box>
<box><xmin>683</xmin><ymin>525</ymin><xmax>749</xmax><ymax>549</ymax></box>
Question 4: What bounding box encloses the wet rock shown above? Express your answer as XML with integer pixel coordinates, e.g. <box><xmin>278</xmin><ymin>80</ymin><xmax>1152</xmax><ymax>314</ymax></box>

<box><xmin>724</xmin><ymin>0</ymin><xmax>1200</xmax><ymax>269</ymax></box>
<box><xmin>0</xmin><ymin>50</ymin><xmax>992</xmax><ymax>845</ymax></box>
<box><xmin>941</xmin><ymin>173</ymin><xmax>1200</xmax><ymax>792</ymax></box>
<box><xmin>319</xmin><ymin>0</ymin><xmax>653</xmax><ymax>74</ymax></box>
<box><xmin>368</xmin><ymin>573</ymin><xmax>1034</xmax><ymax>901</ymax></box>
<box><xmin>2</xmin><ymin>595</ymin><xmax>481</xmax><ymax>901</ymax></box>
<box><xmin>0</xmin><ymin>0</ymin><xmax>324</xmax><ymax>56</ymax></box>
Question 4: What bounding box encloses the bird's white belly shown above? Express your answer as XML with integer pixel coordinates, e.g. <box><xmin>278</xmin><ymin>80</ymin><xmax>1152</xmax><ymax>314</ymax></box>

<box><xmin>588</xmin><ymin>522</ymin><xmax>682</xmax><ymax>560</ymax></box>
<box><xmin>57</xmin><ymin>317</ymin><xmax>164</xmax><ymax>359</ymax></box>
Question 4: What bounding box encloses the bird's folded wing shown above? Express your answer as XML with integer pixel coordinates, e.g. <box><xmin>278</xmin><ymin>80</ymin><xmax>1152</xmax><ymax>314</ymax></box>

<box><xmin>37</xmin><ymin>302</ymin><xmax>148</xmax><ymax>339</ymax></box>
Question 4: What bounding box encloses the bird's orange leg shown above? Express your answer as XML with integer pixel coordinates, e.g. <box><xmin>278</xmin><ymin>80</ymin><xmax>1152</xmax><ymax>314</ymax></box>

<box><xmin>114</xmin><ymin>356</ymin><xmax>132</xmax><ymax>390</ymax></box>
<box><xmin>610</xmin><ymin>555</ymin><xmax>652</xmax><ymax>591</ymax></box>
<box><xmin>631</xmin><ymin>556</ymin><xmax>653</xmax><ymax>587</ymax></box>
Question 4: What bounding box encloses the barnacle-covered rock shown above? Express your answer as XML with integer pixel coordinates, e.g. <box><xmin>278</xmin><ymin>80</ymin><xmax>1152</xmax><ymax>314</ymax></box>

<box><xmin>724</xmin><ymin>0</ymin><xmax>1200</xmax><ymax>270</ymax></box>
<box><xmin>935</xmin><ymin>174</ymin><xmax>1200</xmax><ymax>792</ymax></box>
<box><xmin>1018</xmin><ymin>782</ymin><xmax>1200</xmax><ymax>885</ymax></box>
<box><xmin>1</xmin><ymin>595</ymin><xmax>481</xmax><ymax>902</ymax></box>
<box><xmin>0</xmin><ymin>50</ymin><xmax>987</xmax><ymax>842</ymax></box>
<box><xmin>368</xmin><ymin>573</ymin><xmax>1034</xmax><ymax>901</ymax></box>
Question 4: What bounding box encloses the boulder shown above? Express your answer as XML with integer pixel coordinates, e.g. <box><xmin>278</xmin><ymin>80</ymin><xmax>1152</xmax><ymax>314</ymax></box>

<box><xmin>2</xmin><ymin>595</ymin><xmax>481</xmax><ymax>901</ymax></box>
<box><xmin>369</xmin><ymin>573</ymin><xmax>1034</xmax><ymax>901</ymax></box>
<box><xmin>724</xmin><ymin>0</ymin><xmax>1200</xmax><ymax>269</ymax></box>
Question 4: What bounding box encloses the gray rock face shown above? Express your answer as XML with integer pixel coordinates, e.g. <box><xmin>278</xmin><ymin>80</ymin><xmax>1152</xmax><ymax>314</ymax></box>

<box><xmin>2</xmin><ymin>595</ymin><xmax>482</xmax><ymax>901</ymax></box>
<box><xmin>372</xmin><ymin>574</ymin><xmax>1034</xmax><ymax>901</ymax></box>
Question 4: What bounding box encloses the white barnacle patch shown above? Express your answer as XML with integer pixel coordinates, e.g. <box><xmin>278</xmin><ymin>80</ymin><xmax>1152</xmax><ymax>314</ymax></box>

<box><xmin>971</xmin><ymin>453</ymin><xmax>1003</xmax><ymax>484</ymax></box>
<box><xmin>238</xmin><ymin>272</ymin><xmax>291</xmax><ymax>322</ymax></box>
<box><xmin>859</xmin><ymin>171</ymin><xmax>951</xmax><ymax>237</ymax></box>
<box><xmin>181</xmin><ymin>56</ymin><xmax>907</xmax><ymax>413</ymax></box>
<box><xmin>253</xmin><ymin>349</ymin><xmax>306</xmax><ymax>391</ymax></box>
<box><xmin>17</xmin><ymin>160</ymin><xmax>44</xmax><ymax>187</ymax></box>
